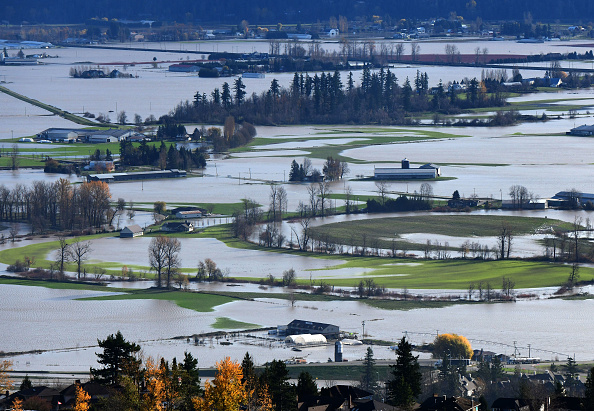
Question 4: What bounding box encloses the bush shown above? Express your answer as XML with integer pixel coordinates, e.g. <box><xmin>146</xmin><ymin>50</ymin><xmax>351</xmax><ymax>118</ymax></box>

<box><xmin>7</xmin><ymin>259</ymin><xmax>29</xmax><ymax>272</ymax></box>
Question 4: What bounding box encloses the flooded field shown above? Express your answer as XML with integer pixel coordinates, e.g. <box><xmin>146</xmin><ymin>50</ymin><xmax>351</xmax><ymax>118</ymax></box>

<box><xmin>2</xmin><ymin>38</ymin><xmax>594</xmax><ymax>371</ymax></box>
<box><xmin>3</xmin><ymin>283</ymin><xmax>594</xmax><ymax>373</ymax></box>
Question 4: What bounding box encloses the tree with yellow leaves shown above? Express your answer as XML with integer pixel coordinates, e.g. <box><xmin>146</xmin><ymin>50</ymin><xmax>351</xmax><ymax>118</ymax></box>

<box><xmin>11</xmin><ymin>398</ymin><xmax>24</xmax><ymax>411</ymax></box>
<box><xmin>193</xmin><ymin>357</ymin><xmax>247</xmax><ymax>411</ymax></box>
<box><xmin>142</xmin><ymin>357</ymin><xmax>167</xmax><ymax>411</ymax></box>
<box><xmin>0</xmin><ymin>360</ymin><xmax>13</xmax><ymax>391</ymax></box>
<box><xmin>433</xmin><ymin>333</ymin><xmax>473</xmax><ymax>359</ymax></box>
<box><xmin>74</xmin><ymin>383</ymin><xmax>91</xmax><ymax>411</ymax></box>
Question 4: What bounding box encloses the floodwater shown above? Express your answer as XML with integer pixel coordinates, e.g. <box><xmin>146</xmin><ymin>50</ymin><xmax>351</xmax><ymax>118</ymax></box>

<box><xmin>3</xmin><ymin>38</ymin><xmax>594</xmax><ymax>371</ymax></box>
<box><xmin>2</xmin><ymin>283</ymin><xmax>594</xmax><ymax>373</ymax></box>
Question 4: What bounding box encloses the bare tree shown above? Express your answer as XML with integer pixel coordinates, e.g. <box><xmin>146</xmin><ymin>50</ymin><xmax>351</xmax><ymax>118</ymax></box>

<box><xmin>55</xmin><ymin>236</ymin><xmax>71</xmax><ymax>278</ymax></box>
<box><xmin>291</xmin><ymin>217</ymin><xmax>312</xmax><ymax>251</ymax></box>
<box><xmin>127</xmin><ymin>200</ymin><xmax>136</xmax><ymax>219</ymax></box>
<box><xmin>149</xmin><ymin>236</ymin><xmax>168</xmax><ymax>287</ymax></box>
<box><xmin>70</xmin><ymin>239</ymin><xmax>93</xmax><ymax>280</ymax></box>
<box><xmin>568</xmin><ymin>262</ymin><xmax>580</xmax><ymax>287</ymax></box>
<box><xmin>497</xmin><ymin>222</ymin><xmax>513</xmax><ymax>259</ymax></box>
<box><xmin>410</xmin><ymin>42</ymin><xmax>420</xmax><ymax>62</ymax></box>
<box><xmin>572</xmin><ymin>216</ymin><xmax>583</xmax><ymax>262</ymax></box>
<box><xmin>395</xmin><ymin>43</ymin><xmax>404</xmax><ymax>61</ymax></box>
<box><xmin>164</xmin><ymin>237</ymin><xmax>181</xmax><ymax>288</ymax></box>
<box><xmin>9</xmin><ymin>225</ymin><xmax>18</xmax><ymax>242</ymax></box>
<box><xmin>10</xmin><ymin>144</ymin><xmax>19</xmax><ymax>170</ymax></box>
<box><xmin>318</xmin><ymin>181</ymin><xmax>332</xmax><ymax>216</ymax></box>
<box><xmin>307</xmin><ymin>184</ymin><xmax>319</xmax><ymax>216</ymax></box>
<box><xmin>375</xmin><ymin>181</ymin><xmax>390</xmax><ymax>205</ymax></box>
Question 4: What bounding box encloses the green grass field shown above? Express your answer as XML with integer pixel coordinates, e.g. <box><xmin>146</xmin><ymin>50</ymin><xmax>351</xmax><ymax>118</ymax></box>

<box><xmin>212</xmin><ymin>317</ymin><xmax>260</xmax><ymax>329</ymax></box>
<box><xmin>308</xmin><ymin>214</ymin><xmax>572</xmax><ymax>251</ymax></box>
<box><xmin>78</xmin><ymin>289</ymin><xmax>236</xmax><ymax>311</ymax></box>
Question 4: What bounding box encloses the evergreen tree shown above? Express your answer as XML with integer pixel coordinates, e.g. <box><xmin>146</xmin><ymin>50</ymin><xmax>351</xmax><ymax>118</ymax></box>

<box><xmin>289</xmin><ymin>160</ymin><xmax>301</xmax><ymax>181</ymax></box>
<box><xmin>260</xmin><ymin>359</ymin><xmax>296</xmax><ymax>411</ymax></box>
<box><xmin>222</xmin><ymin>82</ymin><xmax>232</xmax><ymax>108</ymax></box>
<box><xmin>296</xmin><ymin>371</ymin><xmax>318</xmax><ymax>401</ymax></box>
<box><xmin>584</xmin><ymin>367</ymin><xmax>594</xmax><ymax>411</ymax></box>
<box><xmin>234</xmin><ymin>77</ymin><xmax>246</xmax><ymax>106</ymax></box>
<box><xmin>360</xmin><ymin>347</ymin><xmax>378</xmax><ymax>393</ymax></box>
<box><xmin>386</xmin><ymin>337</ymin><xmax>421</xmax><ymax>409</ymax></box>
<box><xmin>90</xmin><ymin>331</ymin><xmax>141</xmax><ymax>386</ymax></box>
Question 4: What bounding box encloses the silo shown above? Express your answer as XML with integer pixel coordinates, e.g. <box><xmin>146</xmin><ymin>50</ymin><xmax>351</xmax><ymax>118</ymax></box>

<box><xmin>335</xmin><ymin>341</ymin><xmax>343</xmax><ymax>362</ymax></box>
<box><xmin>402</xmin><ymin>158</ymin><xmax>410</xmax><ymax>169</ymax></box>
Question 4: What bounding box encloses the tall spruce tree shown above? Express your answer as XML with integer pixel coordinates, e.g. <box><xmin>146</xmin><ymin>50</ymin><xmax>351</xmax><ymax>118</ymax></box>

<box><xmin>386</xmin><ymin>337</ymin><xmax>421</xmax><ymax>409</ymax></box>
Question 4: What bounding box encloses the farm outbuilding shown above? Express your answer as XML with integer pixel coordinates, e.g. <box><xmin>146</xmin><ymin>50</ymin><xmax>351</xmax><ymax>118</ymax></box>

<box><xmin>284</xmin><ymin>334</ymin><xmax>327</xmax><ymax>346</ymax></box>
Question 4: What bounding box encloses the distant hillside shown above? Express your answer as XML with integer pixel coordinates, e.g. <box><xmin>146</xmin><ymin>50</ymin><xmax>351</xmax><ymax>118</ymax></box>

<box><xmin>4</xmin><ymin>0</ymin><xmax>594</xmax><ymax>26</ymax></box>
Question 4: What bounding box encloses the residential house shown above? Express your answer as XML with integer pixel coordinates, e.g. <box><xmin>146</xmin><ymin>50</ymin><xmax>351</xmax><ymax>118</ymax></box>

<box><xmin>491</xmin><ymin>398</ymin><xmax>530</xmax><ymax>411</ymax></box>
<box><xmin>161</xmin><ymin>221</ymin><xmax>194</xmax><ymax>232</ymax></box>
<box><xmin>419</xmin><ymin>395</ymin><xmax>479</xmax><ymax>411</ymax></box>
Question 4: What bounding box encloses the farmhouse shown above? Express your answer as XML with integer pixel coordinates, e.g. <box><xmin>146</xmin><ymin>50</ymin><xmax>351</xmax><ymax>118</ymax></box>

<box><xmin>286</xmin><ymin>319</ymin><xmax>340</xmax><ymax>339</ymax></box>
<box><xmin>120</xmin><ymin>224</ymin><xmax>144</xmax><ymax>238</ymax></box>
<box><xmin>374</xmin><ymin>159</ymin><xmax>440</xmax><ymax>180</ymax></box>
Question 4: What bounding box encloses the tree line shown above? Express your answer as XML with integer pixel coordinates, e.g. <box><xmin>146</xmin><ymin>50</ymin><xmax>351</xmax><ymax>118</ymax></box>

<box><xmin>165</xmin><ymin>69</ymin><xmax>506</xmax><ymax>126</ymax></box>
<box><xmin>0</xmin><ymin>179</ymin><xmax>112</xmax><ymax>233</ymax></box>
<box><xmin>119</xmin><ymin>140</ymin><xmax>207</xmax><ymax>169</ymax></box>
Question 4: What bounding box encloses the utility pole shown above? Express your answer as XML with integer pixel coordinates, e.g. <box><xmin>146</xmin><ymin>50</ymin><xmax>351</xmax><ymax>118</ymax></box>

<box><xmin>527</xmin><ymin>344</ymin><xmax>531</xmax><ymax>358</ymax></box>
<box><xmin>362</xmin><ymin>321</ymin><xmax>365</xmax><ymax>339</ymax></box>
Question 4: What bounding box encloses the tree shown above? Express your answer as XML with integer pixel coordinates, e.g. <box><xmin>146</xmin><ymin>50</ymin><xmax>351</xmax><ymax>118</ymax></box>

<box><xmin>260</xmin><ymin>359</ymin><xmax>296</xmax><ymax>411</ymax></box>
<box><xmin>90</xmin><ymin>331</ymin><xmax>141</xmax><ymax>386</ymax></box>
<box><xmin>55</xmin><ymin>236</ymin><xmax>71</xmax><ymax>277</ymax></box>
<box><xmin>584</xmin><ymin>367</ymin><xmax>594</xmax><ymax>411</ymax></box>
<box><xmin>0</xmin><ymin>360</ymin><xmax>12</xmax><ymax>391</ymax></box>
<box><xmin>296</xmin><ymin>371</ymin><xmax>318</xmax><ymax>401</ymax></box>
<box><xmin>20</xmin><ymin>375</ymin><xmax>32</xmax><ymax>390</ymax></box>
<box><xmin>70</xmin><ymin>239</ymin><xmax>92</xmax><ymax>280</ymax></box>
<box><xmin>164</xmin><ymin>237</ymin><xmax>181</xmax><ymax>288</ymax></box>
<box><xmin>282</xmin><ymin>268</ymin><xmax>296</xmax><ymax>287</ymax></box>
<box><xmin>149</xmin><ymin>236</ymin><xmax>180</xmax><ymax>288</ymax></box>
<box><xmin>117</xmin><ymin>110</ymin><xmax>127</xmax><ymax>125</ymax></box>
<box><xmin>74</xmin><ymin>383</ymin><xmax>91</xmax><ymax>411</ymax></box>
<box><xmin>360</xmin><ymin>347</ymin><xmax>378</xmax><ymax>393</ymax></box>
<box><xmin>11</xmin><ymin>398</ymin><xmax>24</xmax><ymax>411</ymax></box>
<box><xmin>568</xmin><ymin>262</ymin><xmax>580</xmax><ymax>287</ymax></box>
<box><xmin>10</xmin><ymin>144</ymin><xmax>19</xmax><ymax>170</ymax></box>
<box><xmin>497</xmin><ymin>222</ymin><xmax>513</xmax><ymax>259</ymax></box>
<box><xmin>387</xmin><ymin>337</ymin><xmax>421</xmax><ymax>408</ymax></box>
<box><xmin>154</xmin><ymin>201</ymin><xmax>167</xmax><ymax>215</ymax></box>
<box><xmin>234</xmin><ymin>77</ymin><xmax>246</xmax><ymax>106</ymax></box>
<box><xmin>375</xmin><ymin>181</ymin><xmax>390</xmax><ymax>206</ymax></box>
<box><xmin>194</xmin><ymin>357</ymin><xmax>247</xmax><ymax>411</ymax></box>
<box><xmin>432</xmin><ymin>333</ymin><xmax>473</xmax><ymax>359</ymax></box>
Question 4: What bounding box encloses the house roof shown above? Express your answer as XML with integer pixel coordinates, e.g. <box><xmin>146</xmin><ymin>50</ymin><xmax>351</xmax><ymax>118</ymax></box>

<box><xmin>122</xmin><ymin>224</ymin><xmax>143</xmax><ymax>234</ymax></box>
<box><xmin>288</xmin><ymin>319</ymin><xmax>339</xmax><ymax>332</ymax></box>
<box><xmin>491</xmin><ymin>398</ymin><xmax>530</xmax><ymax>410</ymax></box>
<box><xmin>420</xmin><ymin>395</ymin><xmax>476</xmax><ymax>411</ymax></box>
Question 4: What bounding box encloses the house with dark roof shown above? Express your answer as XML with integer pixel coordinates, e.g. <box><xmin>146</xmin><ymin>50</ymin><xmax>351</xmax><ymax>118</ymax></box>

<box><xmin>419</xmin><ymin>395</ymin><xmax>479</xmax><ymax>411</ymax></box>
<box><xmin>491</xmin><ymin>398</ymin><xmax>530</xmax><ymax>411</ymax></box>
<box><xmin>61</xmin><ymin>381</ymin><xmax>111</xmax><ymax>407</ymax></box>
<box><xmin>161</xmin><ymin>221</ymin><xmax>194</xmax><ymax>233</ymax></box>
<box><xmin>1</xmin><ymin>386</ymin><xmax>62</xmax><ymax>409</ymax></box>
<box><xmin>298</xmin><ymin>385</ymin><xmax>395</xmax><ymax>411</ymax></box>
<box><xmin>286</xmin><ymin>319</ymin><xmax>340</xmax><ymax>339</ymax></box>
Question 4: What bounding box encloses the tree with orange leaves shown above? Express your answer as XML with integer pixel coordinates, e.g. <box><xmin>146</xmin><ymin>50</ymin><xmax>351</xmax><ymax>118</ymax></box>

<box><xmin>142</xmin><ymin>357</ymin><xmax>167</xmax><ymax>411</ymax></box>
<box><xmin>11</xmin><ymin>398</ymin><xmax>23</xmax><ymax>411</ymax></box>
<box><xmin>433</xmin><ymin>333</ymin><xmax>473</xmax><ymax>359</ymax></box>
<box><xmin>193</xmin><ymin>357</ymin><xmax>247</xmax><ymax>411</ymax></box>
<box><xmin>0</xmin><ymin>360</ymin><xmax>13</xmax><ymax>391</ymax></box>
<box><xmin>74</xmin><ymin>383</ymin><xmax>91</xmax><ymax>411</ymax></box>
